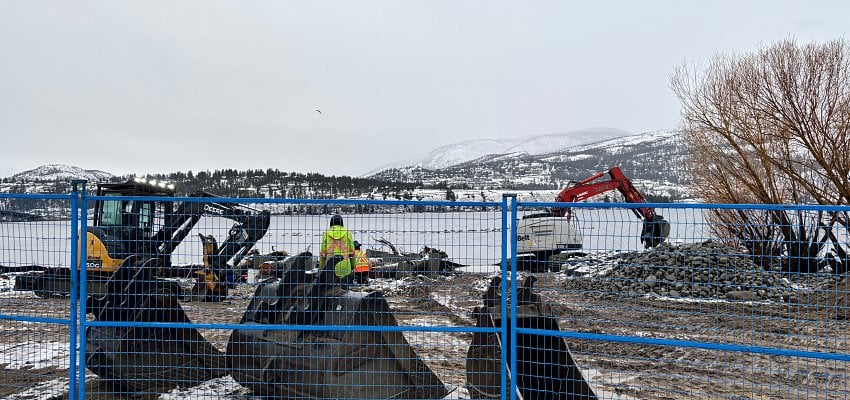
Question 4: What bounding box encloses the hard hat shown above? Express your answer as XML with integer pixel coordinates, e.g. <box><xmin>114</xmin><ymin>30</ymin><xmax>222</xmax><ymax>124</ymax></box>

<box><xmin>330</xmin><ymin>214</ymin><xmax>344</xmax><ymax>227</ymax></box>
<box><xmin>353</xmin><ymin>240</ymin><xmax>361</xmax><ymax>248</ymax></box>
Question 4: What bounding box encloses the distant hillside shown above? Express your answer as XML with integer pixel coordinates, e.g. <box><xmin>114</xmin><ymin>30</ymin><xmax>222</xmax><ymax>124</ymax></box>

<box><xmin>8</xmin><ymin>164</ymin><xmax>115</xmax><ymax>182</ymax></box>
<box><xmin>376</xmin><ymin>127</ymin><xmax>632</xmax><ymax>172</ymax></box>
<box><xmin>369</xmin><ymin>130</ymin><xmax>691</xmax><ymax>199</ymax></box>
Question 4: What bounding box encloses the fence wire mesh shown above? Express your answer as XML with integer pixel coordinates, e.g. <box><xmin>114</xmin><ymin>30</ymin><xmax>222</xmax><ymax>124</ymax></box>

<box><xmin>0</xmin><ymin>191</ymin><xmax>848</xmax><ymax>399</ymax></box>
<box><xmin>0</xmin><ymin>194</ymin><xmax>77</xmax><ymax>399</ymax></box>
<box><xmin>522</xmin><ymin>202</ymin><xmax>850</xmax><ymax>400</ymax></box>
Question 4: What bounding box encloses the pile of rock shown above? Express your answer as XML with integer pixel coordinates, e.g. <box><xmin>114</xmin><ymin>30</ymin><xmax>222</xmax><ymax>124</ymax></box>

<box><xmin>567</xmin><ymin>241</ymin><xmax>808</xmax><ymax>303</ymax></box>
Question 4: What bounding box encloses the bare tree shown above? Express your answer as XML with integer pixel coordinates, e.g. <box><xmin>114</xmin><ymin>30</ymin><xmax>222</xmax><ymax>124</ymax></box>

<box><xmin>671</xmin><ymin>38</ymin><xmax>850</xmax><ymax>273</ymax></box>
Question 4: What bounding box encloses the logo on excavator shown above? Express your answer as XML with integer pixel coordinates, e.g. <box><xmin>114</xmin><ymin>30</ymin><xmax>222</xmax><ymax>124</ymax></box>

<box><xmin>203</xmin><ymin>204</ymin><xmax>225</xmax><ymax>215</ymax></box>
<box><xmin>517</xmin><ymin>234</ymin><xmax>531</xmax><ymax>242</ymax></box>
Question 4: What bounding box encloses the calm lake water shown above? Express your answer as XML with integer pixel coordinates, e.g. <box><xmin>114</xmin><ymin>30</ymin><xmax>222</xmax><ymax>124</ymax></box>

<box><xmin>0</xmin><ymin>208</ymin><xmax>710</xmax><ymax>268</ymax></box>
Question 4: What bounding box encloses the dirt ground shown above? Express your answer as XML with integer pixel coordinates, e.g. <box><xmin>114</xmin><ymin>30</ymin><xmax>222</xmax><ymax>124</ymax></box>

<box><xmin>1</xmin><ymin>271</ymin><xmax>848</xmax><ymax>400</ymax></box>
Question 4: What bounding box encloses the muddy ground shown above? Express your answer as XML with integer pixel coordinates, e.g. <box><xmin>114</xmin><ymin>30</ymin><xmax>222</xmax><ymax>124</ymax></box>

<box><xmin>1</xmin><ymin>271</ymin><xmax>848</xmax><ymax>400</ymax></box>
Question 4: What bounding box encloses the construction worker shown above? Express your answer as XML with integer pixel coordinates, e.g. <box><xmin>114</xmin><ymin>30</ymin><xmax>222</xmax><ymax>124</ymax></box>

<box><xmin>353</xmin><ymin>241</ymin><xmax>370</xmax><ymax>285</ymax></box>
<box><xmin>318</xmin><ymin>214</ymin><xmax>355</xmax><ymax>287</ymax></box>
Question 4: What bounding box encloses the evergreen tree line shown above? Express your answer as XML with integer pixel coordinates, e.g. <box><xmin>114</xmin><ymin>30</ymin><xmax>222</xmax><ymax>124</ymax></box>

<box><xmin>1</xmin><ymin>167</ymin><xmax>672</xmax><ymax>217</ymax></box>
<box><xmin>140</xmin><ymin>168</ymin><xmax>424</xmax><ymax>198</ymax></box>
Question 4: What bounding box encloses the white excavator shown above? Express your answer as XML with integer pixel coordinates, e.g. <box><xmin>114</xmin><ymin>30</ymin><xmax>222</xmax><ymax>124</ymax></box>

<box><xmin>516</xmin><ymin>166</ymin><xmax>670</xmax><ymax>271</ymax></box>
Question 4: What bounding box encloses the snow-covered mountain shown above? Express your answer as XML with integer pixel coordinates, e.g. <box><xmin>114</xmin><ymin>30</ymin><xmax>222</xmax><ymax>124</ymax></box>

<box><xmin>8</xmin><ymin>164</ymin><xmax>115</xmax><ymax>182</ymax></box>
<box><xmin>370</xmin><ymin>130</ymin><xmax>691</xmax><ymax>199</ymax></box>
<box><xmin>397</xmin><ymin>127</ymin><xmax>632</xmax><ymax>171</ymax></box>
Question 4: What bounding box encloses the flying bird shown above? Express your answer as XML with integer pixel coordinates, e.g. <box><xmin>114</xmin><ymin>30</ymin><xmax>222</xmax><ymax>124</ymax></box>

<box><xmin>315</xmin><ymin>109</ymin><xmax>322</xmax><ymax>115</ymax></box>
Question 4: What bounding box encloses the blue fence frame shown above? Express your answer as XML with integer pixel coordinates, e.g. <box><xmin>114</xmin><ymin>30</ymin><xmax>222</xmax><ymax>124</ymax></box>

<box><xmin>0</xmin><ymin>189</ymin><xmax>848</xmax><ymax>399</ymax></box>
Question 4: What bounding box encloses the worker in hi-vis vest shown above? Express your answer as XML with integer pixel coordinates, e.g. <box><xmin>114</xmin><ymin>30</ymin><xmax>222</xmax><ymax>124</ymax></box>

<box><xmin>353</xmin><ymin>241</ymin><xmax>370</xmax><ymax>284</ymax></box>
<box><xmin>319</xmin><ymin>214</ymin><xmax>355</xmax><ymax>287</ymax></box>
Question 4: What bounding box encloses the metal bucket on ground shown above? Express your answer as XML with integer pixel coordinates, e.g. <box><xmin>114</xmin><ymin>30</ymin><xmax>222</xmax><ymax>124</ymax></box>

<box><xmin>466</xmin><ymin>276</ymin><xmax>597</xmax><ymax>400</ymax></box>
<box><xmin>85</xmin><ymin>256</ymin><xmax>225</xmax><ymax>394</ymax></box>
<box><xmin>226</xmin><ymin>255</ymin><xmax>447</xmax><ymax>399</ymax></box>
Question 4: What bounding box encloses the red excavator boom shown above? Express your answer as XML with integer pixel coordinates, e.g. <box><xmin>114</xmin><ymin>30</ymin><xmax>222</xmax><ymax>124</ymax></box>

<box><xmin>555</xmin><ymin>166</ymin><xmax>670</xmax><ymax>248</ymax></box>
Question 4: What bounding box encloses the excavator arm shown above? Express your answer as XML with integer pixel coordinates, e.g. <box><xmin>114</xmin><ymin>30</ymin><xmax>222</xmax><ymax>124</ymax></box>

<box><xmin>153</xmin><ymin>191</ymin><xmax>271</xmax><ymax>297</ymax></box>
<box><xmin>555</xmin><ymin>167</ymin><xmax>669</xmax><ymax>248</ymax></box>
<box><xmin>156</xmin><ymin>191</ymin><xmax>271</xmax><ymax>268</ymax></box>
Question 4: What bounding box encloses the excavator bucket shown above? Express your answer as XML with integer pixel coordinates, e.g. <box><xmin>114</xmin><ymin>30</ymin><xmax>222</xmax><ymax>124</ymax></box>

<box><xmin>640</xmin><ymin>214</ymin><xmax>670</xmax><ymax>249</ymax></box>
<box><xmin>226</xmin><ymin>254</ymin><xmax>447</xmax><ymax>399</ymax></box>
<box><xmin>85</xmin><ymin>256</ymin><xmax>225</xmax><ymax>394</ymax></box>
<box><xmin>185</xmin><ymin>233</ymin><xmax>229</xmax><ymax>302</ymax></box>
<box><xmin>466</xmin><ymin>277</ymin><xmax>597</xmax><ymax>400</ymax></box>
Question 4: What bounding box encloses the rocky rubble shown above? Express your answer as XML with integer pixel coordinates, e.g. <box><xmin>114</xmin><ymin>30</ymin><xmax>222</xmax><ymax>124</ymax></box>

<box><xmin>565</xmin><ymin>240</ymin><xmax>841</xmax><ymax>304</ymax></box>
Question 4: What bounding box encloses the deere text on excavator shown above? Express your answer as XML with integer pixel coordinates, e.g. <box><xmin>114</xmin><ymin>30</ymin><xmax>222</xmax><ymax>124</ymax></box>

<box><xmin>14</xmin><ymin>178</ymin><xmax>271</xmax><ymax>301</ymax></box>
<box><xmin>516</xmin><ymin>166</ymin><xmax>670</xmax><ymax>271</ymax></box>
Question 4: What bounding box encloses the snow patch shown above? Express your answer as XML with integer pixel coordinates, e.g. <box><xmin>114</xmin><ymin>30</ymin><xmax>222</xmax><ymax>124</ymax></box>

<box><xmin>0</xmin><ymin>342</ymin><xmax>71</xmax><ymax>370</ymax></box>
<box><xmin>160</xmin><ymin>375</ymin><xmax>249</xmax><ymax>399</ymax></box>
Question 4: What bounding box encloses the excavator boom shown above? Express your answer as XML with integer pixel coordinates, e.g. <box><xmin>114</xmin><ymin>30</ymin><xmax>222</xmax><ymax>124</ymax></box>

<box><xmin>556</xmin><ymin>167</ymin><xmax>658</xmax><ymax>221</ymax></box>
<box><xmin>554</xmin><ymin>166</ymin><xmax>669</xmax><ymax>249</ymax></box>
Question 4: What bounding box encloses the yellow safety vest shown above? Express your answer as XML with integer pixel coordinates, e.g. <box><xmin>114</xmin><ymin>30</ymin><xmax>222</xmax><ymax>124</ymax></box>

<box><xmin>321</xmin><ymin>225</ymin><xmax>353</xmax><ymax>277</ymax></box>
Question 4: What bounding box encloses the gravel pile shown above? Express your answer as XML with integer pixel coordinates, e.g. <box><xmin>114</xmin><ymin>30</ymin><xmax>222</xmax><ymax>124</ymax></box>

<box><xmin>566</xmin><ymin>241</ymin><xmax>841</xmax><ymax>303</ymax></box>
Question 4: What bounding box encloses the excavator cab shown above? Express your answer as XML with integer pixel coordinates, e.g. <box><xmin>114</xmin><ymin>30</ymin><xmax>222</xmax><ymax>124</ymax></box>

<box><xmin>14</xmin><ymin>179</ymin><xmax>178</xmax><ymax>297</ymax></box>
<box><xmin>87</xmin><ymin>179</ymin><xmax>177</xmax><ymax>271</ymax></box>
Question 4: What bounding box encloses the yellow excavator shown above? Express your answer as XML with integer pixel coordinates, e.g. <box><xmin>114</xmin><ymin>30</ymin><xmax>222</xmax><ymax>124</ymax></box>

<box><xmin>15</xmin><ymin>178</ymin><xmax>271</xmax><ymax>301</ymax></box>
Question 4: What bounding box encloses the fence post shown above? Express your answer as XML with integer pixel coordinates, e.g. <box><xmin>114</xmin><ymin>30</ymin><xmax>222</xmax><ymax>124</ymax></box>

<box><xmin>68</xmin><ymin>180</ymin><xmax>85</xmax><ymax>400</ymax></box>
<box><xmin>500</xmin><ymin>194</ymin><xmax>510</xmax><ymax>400</ymax></box>
<box><xmin>507</xmin><ymin>194</ymin><xmax>518</xmax><ymax>400</ymax></box>
<box><xmin>501</xmin><ymin>194</ymin><xmax>519</xmax><ymax>400</ymax></box>
<box><xmin>77</xmin><ymin>182</ymin><xmax>88</xmax><ymax>400</ymax></box>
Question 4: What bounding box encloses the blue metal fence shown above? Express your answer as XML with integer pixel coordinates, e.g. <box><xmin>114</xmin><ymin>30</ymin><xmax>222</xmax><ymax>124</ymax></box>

<box><xmin>0</xmin><ymin>189</ymin><xmax>848</xmax><ymax>399</ymax></box>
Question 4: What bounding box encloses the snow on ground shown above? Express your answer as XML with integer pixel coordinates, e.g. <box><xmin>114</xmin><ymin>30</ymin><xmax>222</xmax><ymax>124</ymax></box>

<box><xmin>644</xmin><ymin>292</ymin><xmax>774</xmax><ymax>306</ymax></box>
<box><xmin>561</xmin><ymin>252</ymin><xmax>622</xmax><ymax>277</ymax></box>
<box><xmin>0</xmin><ymin>273</ymin><xmax>39</xmax><ymax>300</ymax></box>
<box><xmin>0</xmin><ymin>342</ymin><xmax>70</xmax><ymax>370</ymax></box>
<box><xmin>160</xmin><ymin>376</ymin><xmax>250</xmax><ymax>399</ymax></box>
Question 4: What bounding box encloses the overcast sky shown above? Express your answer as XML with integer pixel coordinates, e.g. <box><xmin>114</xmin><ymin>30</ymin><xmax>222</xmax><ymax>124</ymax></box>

<box><xmin>1</xmin><ymin>1</ymin><xmax>848</xmax><ymax>178</ymax></box>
